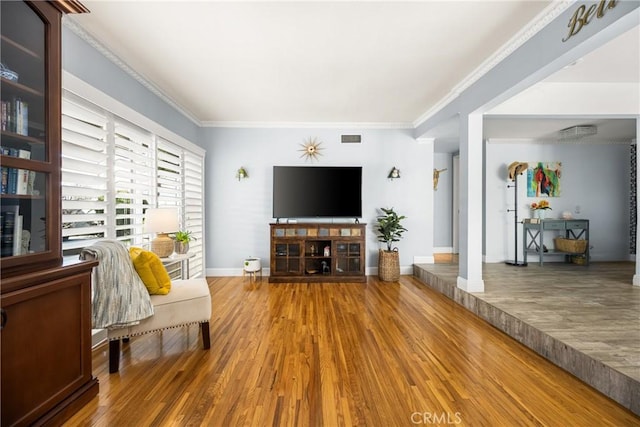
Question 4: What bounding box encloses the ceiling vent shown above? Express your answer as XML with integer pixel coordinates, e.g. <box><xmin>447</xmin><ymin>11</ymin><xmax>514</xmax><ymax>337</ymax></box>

<box><xmin>341</xmin><ymin>135</ymin><xmax>361</xmax><ymax>143</ymax></box>
<box><xmin>558</xmin><ymin>125</ymin><xmax>597</xmax><ymax>140</ymax></box>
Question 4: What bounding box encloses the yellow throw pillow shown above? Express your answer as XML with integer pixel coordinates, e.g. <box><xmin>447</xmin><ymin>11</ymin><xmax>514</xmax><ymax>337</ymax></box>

<box><xmin>129</xmin><ymin>247</ymin><xmax>172</xmax><ymax>295</ymax></box>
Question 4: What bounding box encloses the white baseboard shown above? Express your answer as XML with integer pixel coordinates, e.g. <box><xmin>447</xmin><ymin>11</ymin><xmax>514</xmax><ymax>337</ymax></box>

<box><xmin>413</xmin><ymin>255</ymin><xmax>434</xmax><ymax>264</ymax></box>
<box><xmin>207</xmin><ymin>268</ymin><xmax>271</xmax><ymax>277</ymax></box>
<box><xmin>433</xmin><ymin>247</ymin><xmax>453</xmax><ymax>254</ymax></box>
<box><xmin>369</xmin><ymin>266</ymin><xmax>414</xmax><ymax>276</ymax></box>
<box><xmin>207</xmin><ymin>267</ymin><xmax>419</xmax><ymax>278</ymax></box>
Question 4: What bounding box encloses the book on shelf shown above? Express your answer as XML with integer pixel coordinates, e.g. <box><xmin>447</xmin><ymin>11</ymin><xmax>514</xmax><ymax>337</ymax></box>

<box><xmin>524</xmin><ymin>218</ymin><xmax>540</xmax><ymax>224</ymax></box>
<box><xmin>0</xmin><ymin>146</ymin><xmax>33</xmax><ymax>194</ymax></box>
<box><xmin>16</xmin><ymin>148</ymin><xmax>31</xmax><ymax>195</ymax></box>
<box><xmin>12</xmin><ymin>214</ymin><xmax>23</xmax><ymax>255</ymax></box>
<box><xmin>7</xmin><ymin>167</ymin><xmax>18</xmax><ymax>195</ymax></box>
<box><xmin>0</xmin><ymin>98</ymin><xmax>29</xmax><ymax>135</ymax></box>
<box><xmin>15</xmin><ymin>169</ymin><xmax>29</xmax><ymax>195</ymax></box>
<box><xmin>0</xmin><ymin>101</ymin><xmax>6</xmax><ymax>131</ymax></box>
<box><xmin>18</xmin><ymin>101</ymin><xmax>28</xmax><ymax>136</ymax></box>
<box><xmin>1</xmin><ymin>204</ymin><xmax>19</xmax><ymax>257</ymax></box>
<box><xmin>27</xmin><ymin>170</ymin><xmax>36</xmax><ymax>195</ymax></box>
<box><xmin>3</xmin><ymin>148</ymin><xmax>18</xmax><ymax>193</ymax></box>
<box><xmin>1</xmin><ymin>166</ymin><xmax>7</xmax><ymax>194</ymax></box>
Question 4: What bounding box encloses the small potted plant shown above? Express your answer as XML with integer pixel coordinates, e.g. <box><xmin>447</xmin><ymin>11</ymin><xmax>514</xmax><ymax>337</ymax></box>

<box><xmin>174</xmin><ymin>230</ymin><xmax>195</xmax><ymax>254</ymax></box>
<box><xmin>530</xmin><ymin>199</ymin><xmax>551</xmax><ymax>219</ymax></box>
<box><xmin>376</xmin><ymin>207</ymin><xmax>407</xmax><ymax>281</ymax></box>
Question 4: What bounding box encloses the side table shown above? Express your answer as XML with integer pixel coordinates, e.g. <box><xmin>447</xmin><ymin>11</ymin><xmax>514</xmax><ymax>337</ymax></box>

<box><xmin>160</xmin><ymin>252</ymin><xmax>195</xmax><ymax>279</ymax></box>
<box><xmin>523</xmin><ymin>219</ymin><xmax>589</xmax><ymax>266</ymax></box>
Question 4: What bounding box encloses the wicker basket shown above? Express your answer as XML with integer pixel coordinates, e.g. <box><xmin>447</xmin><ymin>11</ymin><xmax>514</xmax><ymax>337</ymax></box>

<box><xmin>554</xmin><ymin>237</ymin><xmax>587</xmax><ymax>253</ymax></box>
<box><xmin>378</xmin><ymin>249</ymin><xmax>400</xmax><ymax>281</ymax></box>
<box><xmin>571</xmin><ymin>255</ymin><xmax>587</xmax><ymax>265</ymax></box>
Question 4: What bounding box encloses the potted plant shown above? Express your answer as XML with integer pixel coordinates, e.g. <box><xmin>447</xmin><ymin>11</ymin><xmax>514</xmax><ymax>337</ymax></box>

<box><xmin>530</xmin><ymin>199</ymin><xmax>551</xmax><ymax>219</ymax></box>
<box><xmin>376</xmin><ymin>207</ymin><xmax>407</xmax><ymax>281</ymax></box>
<box><xmin>174</xmin><ymin>230</ymin><xmax>195</xmax><ymax>254</ymax></box>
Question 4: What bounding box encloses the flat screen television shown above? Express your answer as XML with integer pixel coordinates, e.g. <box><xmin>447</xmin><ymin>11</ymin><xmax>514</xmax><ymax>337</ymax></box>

<box><xmin>273</xmin><ymin>166</ymin><xmax>362</xmax><ymax>219</ymax></box>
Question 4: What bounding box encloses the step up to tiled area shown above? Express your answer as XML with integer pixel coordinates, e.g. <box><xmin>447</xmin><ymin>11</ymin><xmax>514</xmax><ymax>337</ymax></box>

<box><xmin>413</xmin><ymin>262</ymin><xmax>640</xmax><ymax>415</ymax></box>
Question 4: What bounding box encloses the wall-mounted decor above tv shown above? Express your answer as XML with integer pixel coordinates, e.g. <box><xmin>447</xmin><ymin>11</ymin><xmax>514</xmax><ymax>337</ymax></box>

<box><xmin>273</xmin><ymin>166</ymin><xmax>362</xmax><ymax>219</ymax></box>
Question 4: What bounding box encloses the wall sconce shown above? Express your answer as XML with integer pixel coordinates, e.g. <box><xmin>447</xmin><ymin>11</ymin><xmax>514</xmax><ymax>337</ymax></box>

<box><xmin>236</xmin><ymin>167</ymin><xmax>248</xmax><ymax>181</ymax></box>
<box><xmin>145</xmin><ymin>207</ymin><xmax>179</xmax><ymax>258</ymax></box>
<box><xmin>388</xmin><ymin>167</ymin><xmax>400</xmax><ymax>180</ymax></box>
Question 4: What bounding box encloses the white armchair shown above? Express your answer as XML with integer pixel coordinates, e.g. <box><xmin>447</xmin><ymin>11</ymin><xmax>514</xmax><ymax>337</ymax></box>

<box><xmin>81</xmin><ymin>240</ymin><xmax>211</xmax><ymax>373</ymax></box>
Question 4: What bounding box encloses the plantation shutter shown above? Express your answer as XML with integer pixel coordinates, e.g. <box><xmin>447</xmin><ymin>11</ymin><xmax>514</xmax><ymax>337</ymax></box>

<box><xmin>61</xmin><ymin>93</ymin><xmax>109</xmax><ymax>255</ymax></box>
<box><xmin>156</xmin><ymin>137</ymin><xmax>183</xmax><ymax>210</ymax></box>
<box><xmin>184</xmin><ymin>151</ymin><xmax>204</xmax><ymax>278</ymax></box>
<box><xmin>113</xmin><ymin>118</ymin><xmax>154</xmax><ymax>246</ymax></box>
<box><xmin>62</xmin><ymin>85</ymin><xmax>205</xmax><ymax>276</ymax></box>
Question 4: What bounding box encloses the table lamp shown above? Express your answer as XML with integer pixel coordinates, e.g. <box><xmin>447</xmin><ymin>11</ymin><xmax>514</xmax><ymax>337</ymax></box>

<box><xmin>145</xmin><ymin>207</ymin><xmax>179</xmax><ymax>257</ymax></box>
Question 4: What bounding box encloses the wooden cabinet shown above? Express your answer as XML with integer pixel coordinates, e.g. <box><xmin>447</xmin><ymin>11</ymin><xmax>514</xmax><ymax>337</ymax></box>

<box><xmin>1</xmin><ymin>262</ymin><xmax>97</xmax><ymax>426</ymax></box>
<box><xmin>0</xmin><ymin>1</ymin><xmax>97</xmax><ymax>426</ymax></box>
<box><xmin>1</xmin><ymin>0</ymin><xmax>62</xmax><ymax>276</ymax></box>
<box><xmin>269</xmin><ymin>223</ymin><xmax>366</xmax><ymax>283</ymax></box>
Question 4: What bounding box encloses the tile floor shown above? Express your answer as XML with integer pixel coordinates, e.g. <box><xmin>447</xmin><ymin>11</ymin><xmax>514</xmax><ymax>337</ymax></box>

<box><xmin>414</xmin><ymin>261</ymin><xmax>640</xmax><ymax>414</ymax></box>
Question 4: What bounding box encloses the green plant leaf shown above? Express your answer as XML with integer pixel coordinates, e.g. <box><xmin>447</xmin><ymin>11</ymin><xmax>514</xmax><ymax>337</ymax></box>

<box><xmin>375</xmin><ymin>207</ymin><xmax>407</xmax><ymax>251</ymax></box>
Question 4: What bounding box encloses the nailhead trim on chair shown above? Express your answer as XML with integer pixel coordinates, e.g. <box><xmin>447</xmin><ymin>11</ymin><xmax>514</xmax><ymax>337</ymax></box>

<box><xmin>107</xmin><ymin>320</ymin><xmax>209</xmax><ymax>341</ymax></box>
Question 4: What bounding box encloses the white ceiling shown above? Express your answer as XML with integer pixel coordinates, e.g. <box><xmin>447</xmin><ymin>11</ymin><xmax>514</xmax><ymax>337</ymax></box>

<box><xmin>68</xmin><ymin>1</ymin><xmax>638</xmax><ymax>145</ymax></box>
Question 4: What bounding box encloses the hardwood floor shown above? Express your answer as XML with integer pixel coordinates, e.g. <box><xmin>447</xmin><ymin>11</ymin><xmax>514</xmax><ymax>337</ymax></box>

<box><xmin>66</xmin><ymin>276</ymin><xmax>640</xmax><ymax>426</ymax></box>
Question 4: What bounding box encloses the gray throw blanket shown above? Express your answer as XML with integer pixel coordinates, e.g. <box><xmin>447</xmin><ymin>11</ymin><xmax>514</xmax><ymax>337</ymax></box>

<box><xmin>80</xmin><ymin>240</ymin><xmax>154</xmax><ymax>329</ymax></box>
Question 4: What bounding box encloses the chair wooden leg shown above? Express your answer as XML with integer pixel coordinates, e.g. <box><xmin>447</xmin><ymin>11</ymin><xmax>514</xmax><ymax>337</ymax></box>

<box><xmin>109</xmin><ymin>340</ymin><xmax>120</xmax><ymax>373</ymax></box>
<box><xmin>201</xmin><ymin>321</ymin><xmax>211</xmax><ymax>349</ymax></box>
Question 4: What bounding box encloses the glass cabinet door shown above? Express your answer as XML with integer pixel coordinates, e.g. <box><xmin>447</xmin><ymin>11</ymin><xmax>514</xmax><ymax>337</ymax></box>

<box><xmin>335</xmin><ymin>242</ymin><xmax>362</xmax><ymax>274</ymax></box>
<box><xmin>1</xmin><ymin>1</ymin><xmax>61</xmax><ymax>274</ymax></box>
<box><xmin>274</xmin><ymin>242</ymin><xmax>302</xmax><ymax>275</ymax></box>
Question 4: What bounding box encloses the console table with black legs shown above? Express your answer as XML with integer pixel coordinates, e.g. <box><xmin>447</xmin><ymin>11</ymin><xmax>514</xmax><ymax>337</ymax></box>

<box><xmin>523</xmin><ymin>219</ymin><xmax>589</xmax><ymax>266</ymax></box>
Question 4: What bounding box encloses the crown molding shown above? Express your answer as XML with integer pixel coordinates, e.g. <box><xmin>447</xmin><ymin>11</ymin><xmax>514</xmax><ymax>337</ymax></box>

<box><xmin>63</xmin><ymin>17</ymin><xmax>202</xmax><ymax>126</ymax></box>
<box><xmin>201</xmin><ymin>121</ymin><xmax>413</xmax><ymax>129</ymax></box>
<box><xmin>413</xmin><ymin>0</ymin><xmax>575</xmax><ymax>128</ymax></box>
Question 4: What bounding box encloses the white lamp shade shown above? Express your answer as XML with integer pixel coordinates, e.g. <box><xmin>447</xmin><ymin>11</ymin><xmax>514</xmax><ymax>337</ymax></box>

<box><xmin>145</xmin><ymin>208</ymin><xmax>179</xmax><ymax>233</ymax></box>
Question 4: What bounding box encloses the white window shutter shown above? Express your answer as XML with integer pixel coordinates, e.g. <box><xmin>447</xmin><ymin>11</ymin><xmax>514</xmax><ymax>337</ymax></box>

<box><xmin>113</xmin><ymin>119</ymin><xmax>154</xmax><ymax>246</ymax></box>
<box><xmin>62</xmin><ymin>89</ymin><xmax>205</xmax><ymax>277</ymax></box>
<box><xmin>156</xmin><ymin>137</ymin><xmax>183</xmax><ymax>210</ymax></box>
<box><xmin>184</xmin><ymin>151</ymin><xmax>204</xmax><ymax>278</ymax></box>
<box><xmin>61</xmin><ymin>93</ymin><xmax>109</xmax><ymax>255</ymax></box>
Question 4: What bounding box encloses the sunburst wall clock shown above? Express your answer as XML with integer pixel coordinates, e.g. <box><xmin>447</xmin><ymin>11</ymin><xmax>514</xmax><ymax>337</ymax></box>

<box><xmin>299</xmin><ymin>137</ymin><xmax>324</xmax><ymax>162</ymax></box>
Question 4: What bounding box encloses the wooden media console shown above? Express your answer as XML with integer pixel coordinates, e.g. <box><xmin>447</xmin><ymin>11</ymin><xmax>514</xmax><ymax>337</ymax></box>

<box><xmin>269</xmin><ymin>223</ymin><xmax>366</xmax><ymax>283</ymax></box>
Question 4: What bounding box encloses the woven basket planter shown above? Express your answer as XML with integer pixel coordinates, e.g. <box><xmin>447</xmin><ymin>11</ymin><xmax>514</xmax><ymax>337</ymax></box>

<box><xmin>378</xmin><ymin>249</ymin><xmax>400</xmax><ymax>282</ymax></box>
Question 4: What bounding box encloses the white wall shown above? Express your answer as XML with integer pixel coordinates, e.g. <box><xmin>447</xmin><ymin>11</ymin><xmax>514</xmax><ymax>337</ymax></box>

<box><xmin>201</xmin><ymin>127</ymin><xmax>433</xmax><ymax>275</ymax></box>
<box><xmin>485</xmin><ymin>141</ymin><xmax>631</xmax><ymax>263</ymax></box>
<box><xmin>433</xmin><ymin>152</ymin><xmax>453</xmax><ymax>249</ymax></box>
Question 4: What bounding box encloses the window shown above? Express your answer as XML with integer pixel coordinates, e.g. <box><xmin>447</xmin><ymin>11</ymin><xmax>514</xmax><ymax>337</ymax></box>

<box><xmin>61</xmin><ymin>95</ymin><xmax>109</xmax><ymax>254</ymax></box>
<box><xmin>61</xmin><ymin>90</ymin><xmax>205</xmax><ymax>278</ymax></box>
<box><xmin>113</xmin><ymin>118</ymin><xmax>154</xmax><ymax>245</ymax></box>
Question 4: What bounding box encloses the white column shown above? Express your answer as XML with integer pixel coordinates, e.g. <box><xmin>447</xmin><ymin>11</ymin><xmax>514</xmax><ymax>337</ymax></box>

<box><xmin>457</xmin><ymin>113</ymin><xmax>485</xmax><ymax>292</ymax></box>
<box><xmin>416</xmin><ymin>137</ymin><xmax>435</xmax><ymax>265</ymax></box>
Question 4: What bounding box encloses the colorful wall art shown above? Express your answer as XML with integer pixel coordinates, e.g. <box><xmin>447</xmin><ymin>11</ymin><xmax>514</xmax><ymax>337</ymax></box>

<box><xmin>527</xmin><ymin>161</ymin><xmax>561</xmax><ymax>197</ymax></box>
